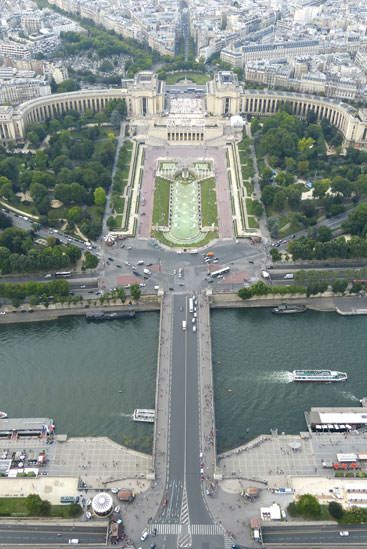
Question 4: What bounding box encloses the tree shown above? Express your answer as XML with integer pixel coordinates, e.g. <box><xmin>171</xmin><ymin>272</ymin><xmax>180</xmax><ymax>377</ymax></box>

<box><xmin>262</xmin><ymin>185</ymin><xmax>277</xmax><ymax>207</ymax></box>
<box><xmin>110</xmin><ymin>109</ymin><xmax>122</xmax><ymax>130</ymax></box>
<box><xmin>34</xmin><ymin>150</ymin><xmax>48</xmax><ymax>171</ymax></box>
<box><xmin>56</xmin><ymin>79</ymin><xmax>80</xmax><ymax>93</ymax></box>
<box><xmin>94</xmin><ymin>187</ymin><xmax>106</xmax><ymax>207</ymax></box>
<box><xmin>273</xmin><ymin>189</ymin><xmax>287</xmax><ymax>211</ymax></box>
<box><xmin>251</xmin><ymin>200</ymin><xmax>263</xmax><ymax>217</ymax></box>
<box><xmin>107</xmin><ymin>216</ymin><xmax>118</xmax><ymax>230</ymax></box>
<box><xmin>99</xmin><ymin>60</ymin><xmax>114</xmax><ymax>72</ymax></box>
<box><xmin>29</xmin><ymin>182</ymin><xmax>50</xmax><ymax>214</ymax></box>
<box><xmin>260</xmin><ymin>166</ymin><xmax>273</xmax><ymax>184</ymax></box>
<box><xmin>294</xmin><ymin>494</ymin><xmax>321</xmax><ymax>519</ymax></box>
<box><xmin>25</xmin><ymin>494</ymin><xmax>51</xmax><ymax>516</ymax></box>
<box><xmin>0</xmin><ymin>212</ymin><xmax>12</xmax><ymax>229</ymax></box>
<box><xmin>331</xmin><ymin>176</ymin><xmax>351</xmax><ymax>198</ymax></box>
<box><xmin>83</xmin><ymin>252</ymin><xmax>99</xmax><ymax>269</ymax></box>
<box><xmin>298</xmin><ymin>137</ymin><xmax>315</xmax><ymax>153</ymax></box>
<box><xmin>332</xmin><ymin>279</ymin><xmax>348</xmax><ymax>294</ymax></box>
<box><xmin>131</xmin><ymin>284</ymin><xmax>141</xmax><ymax>301</ymax></box>
<box><xmin>343</xmin><ymin>203</ymin><xmax>367</xmax><ymax>236</ymax></box>
<box><xmin>316</xmin><ymin>226</ymin><xmax>332</xmax><ymax>242</ymax></box>
<box><xmin>270</xmin><ymin>248</ymin><xmax>281</xmax><ymax>261</ymax></box>
<box><xmin>328</xmin><ymin>501</ymin><xmax>344</xmax><ymax>521</ymax></box>
<box><xmin>117</xmin><ymin>287</ymin><xmax>126</xmax><ymax>302</ymax></box>
<box><xmin>67</xmin><ymin>206</ymin><xmax>83</xmax><ymax>226</ymax></box>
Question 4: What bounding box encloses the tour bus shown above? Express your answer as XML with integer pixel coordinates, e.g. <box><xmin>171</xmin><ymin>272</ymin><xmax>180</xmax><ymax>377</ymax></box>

<box><xmin>54</xmin><ymin>271</ymin><xmax>72</xmax><ymax>278</ymax></box>
<box><xmin>60</xmin><ymin>496</ymin><xmax>79</xmax><ymax>504</ymax></box>
<box><xmin>210</xmin><ymin>266</ymin><xmax>230</xmax><ymax>278</ymax></box>
<box><xmin>189</xmin><ymin>297</ymin><xmax>194</xmax><ymax>313</ymax></box>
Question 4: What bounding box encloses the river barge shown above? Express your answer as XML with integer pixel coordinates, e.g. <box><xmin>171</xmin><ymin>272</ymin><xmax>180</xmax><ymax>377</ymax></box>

<box><xmin>291</xmin><ymin>369</ymin><xmax>348</xmax><ymax>382</ymax></box>
<box><xmin>86</xmin><ymin>310</ymin><xmax>136</xmax><ymax>321</ymax></box>
<box><xmin>272</xmin><ymin>304</ymin><xmax>306</xmax><ymax>314</ymax></box>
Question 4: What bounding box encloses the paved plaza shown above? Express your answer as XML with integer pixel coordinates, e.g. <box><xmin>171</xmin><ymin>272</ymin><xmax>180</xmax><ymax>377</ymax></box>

<box><xmin>218</xmin><ymin>434</ymin><xmax>316</xmax><ymax>485</ymax></box>
<box><xmin>218</xmin><ymin>430</ymin><xmax>367</xmax><ymax>491</ymax></box>
<box><xmin>138</xmin><ymin>145</ymin><xmax>233</xmax><ymax>242</ymax></box>
<box><xmin>0</xmin><ymin>436</ymin><xmax>152</xmax><ymax>490</ymax></box>
<box><xmin>50</xmin><ymin>437</ymin><xmax>152</xmax><ymax>486</ymax></box>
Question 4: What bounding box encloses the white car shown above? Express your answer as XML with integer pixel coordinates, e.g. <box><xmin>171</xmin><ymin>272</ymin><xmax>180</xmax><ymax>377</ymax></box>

<box><xmin>111</xmin><ymin>488</ymin><xmax>119</xmax><ymax>494</ymax></box>
<box><xmin>114</xmin><ymin>505</ymin><xmax>120</xmax><ymax>513</ymax></box>
<box><xmin>339</xmin><ymin>531</ymin><xmax>349</xmax><ymax>537</ymax></box>
<box><xmin>141</xmin><ymin>529</ymin><xmax>149</xmax><ymax>541</ymax></box>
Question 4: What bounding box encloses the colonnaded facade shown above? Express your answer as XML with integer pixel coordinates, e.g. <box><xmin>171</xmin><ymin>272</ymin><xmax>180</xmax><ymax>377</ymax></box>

<box><xmin>0</xmin><ymin>69</ymin><xmax>367</xmax><ymax>147</ymax></box>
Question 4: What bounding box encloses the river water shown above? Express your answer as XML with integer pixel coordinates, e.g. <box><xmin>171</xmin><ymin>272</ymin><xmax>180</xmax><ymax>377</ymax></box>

<box><xmin>211</xmin><ymin>308</ymin><xmax>367</xmax><ymax>453</ymax></box>
<box><xmin>1</xmin><ymin>309</ymin><xmax>366</xmax><ymax>455</ymax></box>
<box><xmin>0</xmin><ymin>313</ymin><xmax>159</xmax><ymax>453</ymax></box>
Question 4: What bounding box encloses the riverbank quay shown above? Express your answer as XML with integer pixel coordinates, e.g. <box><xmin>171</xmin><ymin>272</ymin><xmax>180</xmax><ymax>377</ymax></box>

<box><xmin>0</xmin><ymin>298</ymin><xmax>160</xmax><ymax>324</ymax></box>
<box><xmin>210</xmin><ymin>291</ymin><xmax>367</xmax><ymax>314</ymax></box>
<box><xmin>3</xmin><ymin>291</ymin><xmax>367</xmax><ymax>325</ymax></box>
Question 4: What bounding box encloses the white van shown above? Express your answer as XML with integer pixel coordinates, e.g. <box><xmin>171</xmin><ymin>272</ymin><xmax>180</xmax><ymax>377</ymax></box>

<box><xmin>261</xmin><ymin>270</ymin><xmax>270</xmax><ymax>279</ymax></box>
<box><xmin>68</xmin><ymin>540</ymin><xmax>79</xmax><ymax>545</ymax></box>
<box><xmin>182</xmin><ymin>320</ymin><xmax>187</xmax><ymax>331</ymax></box>
<box><xmin>284</xmin><ymin>273</ymin><xmax>294</xmax><ymax>280</ymax></box>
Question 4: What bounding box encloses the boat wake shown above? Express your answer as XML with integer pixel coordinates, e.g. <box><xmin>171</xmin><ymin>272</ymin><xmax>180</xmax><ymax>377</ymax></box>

<box><xmin>263</xmin><ymin>371</ymin><xmax>293</xmax><ymax>384</ymax></box>
<box><xmin>119</xmin><ymin>413</ymin><xmax>133</xmax><ymax>418</ymax></box>
<box><xmin>339</xmin><ymin>390</ymin><xmax>359</xmax><ymax>402</ymax></box>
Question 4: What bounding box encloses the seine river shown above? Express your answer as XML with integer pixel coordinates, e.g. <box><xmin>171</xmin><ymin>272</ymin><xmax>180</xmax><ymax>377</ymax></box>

<box><xmin>1</xmin><ymin>309</ymin><xmax>366</xmax><ymax>455</ymax></box>
<box><xmin>211</xmin><ymin>308</ymin><xmax>367</xmax><ymax>453</ymax></box>
<box><xmin>0</xmin><ymin>313</ymin><xmax>159</xmax><ymax>453</ymax></box>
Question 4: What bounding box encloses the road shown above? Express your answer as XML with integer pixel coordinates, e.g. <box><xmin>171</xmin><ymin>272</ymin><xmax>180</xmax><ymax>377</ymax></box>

<box><xmin>0</xmin><ymin>523</ymin><xmax>107</xmax><ymax>545</ymax></box>
<box><xmin>152</xmin><ymin>293</ymin><xmax>224</xmax><ymax>549</ymax></box>
<box><xmin>262</xmin><ymin>524</ymin><xmax>367</xmax><ymax>546</ymax></box>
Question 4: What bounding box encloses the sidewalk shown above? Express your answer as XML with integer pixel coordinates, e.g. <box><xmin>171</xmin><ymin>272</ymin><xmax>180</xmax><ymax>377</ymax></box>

<box><xmin>121</xmin><ymin>294</ymin><xmax>173</xmax><ymax>543</ymax></box>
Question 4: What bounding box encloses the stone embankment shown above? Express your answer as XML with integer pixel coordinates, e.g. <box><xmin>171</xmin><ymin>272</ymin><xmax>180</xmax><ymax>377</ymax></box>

<box><xmin>0</xmin><ymin>297</ymin><xmax>160</xmax><ymax>324</ymax></box>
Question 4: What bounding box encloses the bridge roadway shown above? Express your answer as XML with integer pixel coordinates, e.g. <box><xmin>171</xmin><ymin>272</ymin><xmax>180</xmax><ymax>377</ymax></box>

<box><xmin>152</xmin><ymin>293</ymin><xmax>226</xmax><ymax>549</ymax></box>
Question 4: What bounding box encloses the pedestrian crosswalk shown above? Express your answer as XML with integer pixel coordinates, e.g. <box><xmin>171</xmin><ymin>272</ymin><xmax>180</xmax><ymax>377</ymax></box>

<box><xmin>224</xmin><ymin>535</ymin><xmax>234</xmax><ymax>549</ymax></box>
<box><xmin>150</xmin><ymin>522</ymin><xmax>227</xmax><ymax>539</ymax></box>
<box><xmin>178</xmin><ymin>524</ymin><xmax>192</xmax><ymax>548</ymax></box>
<box><xmin>149</xmin><ymin>524</ymin><xmax>182</xmax><ymax>535</ymax></box>
<box><xmin>190</xmin><ymin>524</ymin><xmax>224</xmax><ymax>536</ymax></box>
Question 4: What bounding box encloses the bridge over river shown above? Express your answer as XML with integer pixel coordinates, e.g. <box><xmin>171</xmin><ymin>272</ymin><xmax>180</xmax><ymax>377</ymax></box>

<box><xmin>151</xmin><ymin>292</ymin><xmax>230</xmax><ymax>549</ymax></box>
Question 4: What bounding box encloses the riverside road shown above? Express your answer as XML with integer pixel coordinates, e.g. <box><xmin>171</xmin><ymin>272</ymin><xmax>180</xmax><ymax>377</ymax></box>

<box><xmin>153</xmin><ymin>293</ymin><xmax>224</xmax><ymax>549</ymax></box>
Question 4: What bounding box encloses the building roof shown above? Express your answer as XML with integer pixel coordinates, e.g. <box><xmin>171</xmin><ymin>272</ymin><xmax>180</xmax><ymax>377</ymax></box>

<box><xmin>309</xmin><ymin>407</ymin><xmax>367</xmax><ymax>425</ymax></box>
<box><xmin>0</xmin><ymin>418</ymin><xmax>54</xmax><ymax>433</ymax></box>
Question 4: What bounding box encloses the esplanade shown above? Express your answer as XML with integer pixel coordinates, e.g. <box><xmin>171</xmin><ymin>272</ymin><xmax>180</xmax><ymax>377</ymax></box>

<box><xmin>0</xmin><ymin>69</ymin><xmax>366</xmax><ymax>146</ymax></box>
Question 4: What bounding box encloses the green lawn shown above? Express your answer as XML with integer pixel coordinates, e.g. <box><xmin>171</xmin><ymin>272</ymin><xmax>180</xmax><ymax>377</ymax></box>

<box><xmin>112</xmin><ymin>195</ymin><xmax>124</xmax><ymax>213</ymax></box>
<box><xmin>0</xmin><ymin>497</ymin><xmax>28</xmax><ymax>516</ymax></box>
<box><xmin>0</xmin><ymin>498</ymin><xmax>81</xmax><ymax>518</ymax></box>
<box><xmin>152</xmin><ymin>229</ymin><xmax>218</xmax><ymax>248</ymax></box>
<box><xmin>247</xmin><ymin>216</ymin><xmax>259</xmax><ymax>228</ymax></box>
<box><xmin>152</xmin><ymin>177</ymin><xmax>171</xmax><ymax>226</ymax></box>
<box><xmin>200</xmin><ymin>178</ymin><xmax>218</xmax><ymax>226</ymax></box>
<box><xmin>241</xmin><ymin>163</ymin><xmax>255</xmax><ymax>180</ymax></box>
<box><xmin>238</xmin><ymin>138</ymin><xmax>255</xmax><ymax>193</ymax></box>
<box><xmin>166</xmin><ymin>72</ymin><xmax>209</xmax><ymax>85</ymax></box>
